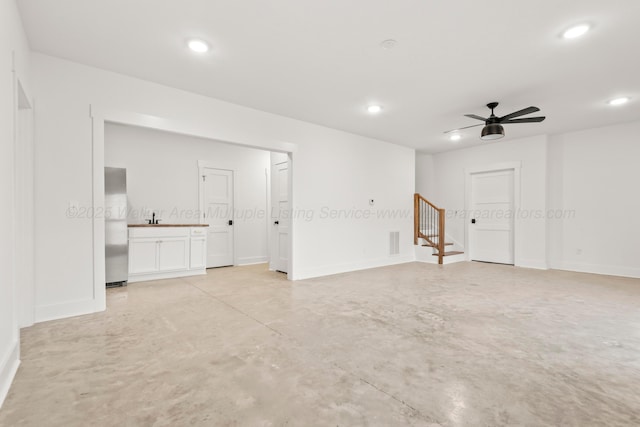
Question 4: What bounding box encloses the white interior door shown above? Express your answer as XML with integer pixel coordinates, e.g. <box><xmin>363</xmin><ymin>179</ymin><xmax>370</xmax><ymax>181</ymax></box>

<box><xmin>470</xmin><ymin>169</ymin><xmax>514</xmax><ymax>264</ymax></box>
<box><xmin>271</xmin><ymin>159</ymin><xmax>289</xmax><ymax>273</ymax></box>
<box><xmin>201</xmin><ymin>168</ymin><xmax>234</xmax><ymax>268</ymax></box>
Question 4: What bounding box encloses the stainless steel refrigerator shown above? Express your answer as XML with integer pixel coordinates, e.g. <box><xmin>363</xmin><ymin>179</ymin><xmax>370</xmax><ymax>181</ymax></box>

<box><xmin>105</xmin><ymin>167</ymin><xmax>128</xmax><ymax>286</ymax></box>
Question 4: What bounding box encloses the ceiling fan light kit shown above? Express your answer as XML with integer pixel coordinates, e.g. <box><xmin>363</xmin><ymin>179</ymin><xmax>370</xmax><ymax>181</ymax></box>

<box><xmin>445</xmin><ymin>101</ymin><xmax>546</xmax><ymax>141</ymax></box>
<box><xmin>481</xmin><ymin>123</ymin><xmax>505</xmax><ymax>140</ymax></box>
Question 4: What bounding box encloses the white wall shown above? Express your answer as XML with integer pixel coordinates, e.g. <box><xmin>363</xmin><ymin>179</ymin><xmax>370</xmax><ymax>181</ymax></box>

<box><xmin>31</xmin><ymin>53</ymin><xmax>415</xmax><ymax>321</ymax></box>
<box><xmin>415</xmin><ymin>153</ymin><xmax>435</xmax><ymax>198</ymax></box>
<box><xmin>0</xmin><ymin>0</ymin><xmax>31</xmax><ymax>408</ymax></box>
<box><xmin>430</xmin><ymin>135</ymin><xmax>548</xmax><ymax>269</ymax></box>
<box><xmin>547</xmin><ymin>121</ymin><xmax>640</xmax><ymax>278</ymax></box>
<box><xmin>105</xmin><ymin>123</ymin><xmax>271</xmax><ymax>265</ymax></box>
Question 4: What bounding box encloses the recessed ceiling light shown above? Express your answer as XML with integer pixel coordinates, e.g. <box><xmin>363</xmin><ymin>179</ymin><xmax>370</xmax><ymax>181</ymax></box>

<box><xmin>450</xmin><ymin>134</ymin><xmax>461</xmax><ymax>141</ymax></box>
<box><xmin>367</xmin><ymin>105</ymin><xmax>383</xmax><ymax>114</ymax></box>
<box><xmin>562</xmin><ymin>24</ymin><xmax>590</xmax><ymax>39</ymax></box>
<box><xmin>608</xmin><ymin>97</ymin><xmax>630</xmax><ymax>106</ymax></box>
<box><xmin>188</xmin><ymin>39</ymin><xmax>209</xmax><ymax>53</ymax></box>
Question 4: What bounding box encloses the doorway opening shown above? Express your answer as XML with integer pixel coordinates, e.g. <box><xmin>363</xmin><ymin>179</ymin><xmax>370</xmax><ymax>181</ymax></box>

<box><xmin>93</xmin><ymin>108</ymin><xmax>295</xmax><ymax>313</ymax></box>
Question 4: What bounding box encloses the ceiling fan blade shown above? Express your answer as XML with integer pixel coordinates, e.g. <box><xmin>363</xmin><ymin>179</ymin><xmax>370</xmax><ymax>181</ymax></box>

<box><xmin>498</xmin><ymin>106</ymin><xmax>540</xmax><ymax>121</ymax></box>
<box><xmin>443</xmin><ymin>123</ymin><xmax>484</xmax><ymax>134</ymax></box>
<box><xmin>464</xmin><ymin>114</ymin><xmax>487</xmax><ymax>121</ymax></box>
<box><xmin>502</xmin><ymin>116</ymin><xmax>546</xmax><ymax>124</ymax></box>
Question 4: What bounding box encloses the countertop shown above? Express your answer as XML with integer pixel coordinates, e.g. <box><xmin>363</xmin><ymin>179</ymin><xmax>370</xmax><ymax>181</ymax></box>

<box><xmin>128</xmin><ymin>224</ymin><xmax>209</xmax><ymax>227</ymax></box>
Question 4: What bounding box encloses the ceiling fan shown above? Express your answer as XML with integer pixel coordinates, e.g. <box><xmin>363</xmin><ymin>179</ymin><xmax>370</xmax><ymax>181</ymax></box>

<box><xmin>445</xmin><ymin>102</ymin><xmax>546</xmax><ymax>140</ymax></box>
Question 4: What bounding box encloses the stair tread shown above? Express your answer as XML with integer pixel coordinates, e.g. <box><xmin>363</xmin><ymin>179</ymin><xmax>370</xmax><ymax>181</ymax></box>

<box><xmin>432</xmin><ymin>251</ymin><xmax>464</xmax><ymax>257</ymax></box>
<box><xmin>422</xmin><ymin>242</ymin><xmax>453</xmax><ymax>247</ymax></box>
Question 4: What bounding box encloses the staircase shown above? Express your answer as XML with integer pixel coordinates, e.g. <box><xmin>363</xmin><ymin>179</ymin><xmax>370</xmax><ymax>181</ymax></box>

<box><xmin>414</xmin><ymin>193</ymin><xmax>464</xmax><ymax>265</ymax></box>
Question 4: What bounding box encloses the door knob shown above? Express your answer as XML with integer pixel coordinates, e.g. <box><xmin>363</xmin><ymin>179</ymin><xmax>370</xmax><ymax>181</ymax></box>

<box><xmin>274</xmin><ymin>221</ymin><xmax>279</xmax><ymax>225</ymax></box>
<box><xmin>228</xmin><ymin>220</ymin><xmax>233</xmax><ymax>226</ymax></box>
<box><xmin>471</xmin><ymin>219</ymin><xmax>476</xmax><ymax>224</ymax></box>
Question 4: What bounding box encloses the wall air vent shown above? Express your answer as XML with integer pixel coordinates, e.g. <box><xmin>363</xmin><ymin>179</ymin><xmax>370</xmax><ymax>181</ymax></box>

<box><xmin>389</xmin><ymin>231</ymin><xmax>400</xmax><ymax>256</ymax></box>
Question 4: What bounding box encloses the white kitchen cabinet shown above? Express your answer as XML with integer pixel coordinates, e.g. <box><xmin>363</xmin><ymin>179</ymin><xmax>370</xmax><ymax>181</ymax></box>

<box><xmin>189</xmin><ymin>227</ymin><xmax>207</xmax><ymax>269</ymax></box>
<box><xmin>158</xmin><ymin>238</ymin><xmax>189</xmax><ymax>272</ymax></box>
<box><xmin>190</xmin><ymin>238</ymin><xmax>207</xmax><ymax>269</ymax></box>
<box><xmin>128</xmin><ymin>226</ymin><xmax>208</xmax><ymax>283</ymax></box>
<box><xmin>129</xmin><ymin>238</ymin><xmax>159</xmax><ymax>274</ymax></box>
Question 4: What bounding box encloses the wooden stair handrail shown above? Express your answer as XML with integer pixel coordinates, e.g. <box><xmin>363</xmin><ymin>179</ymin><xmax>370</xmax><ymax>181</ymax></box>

<box><xmin>415</xmin><ymin>193</ymin><xmax>440</xmax><ymax>211</ymax></box>
<box><xmin>414</xmin><ymin>193</ymin><xmax>447</xmax><ymax>265</ymax></box>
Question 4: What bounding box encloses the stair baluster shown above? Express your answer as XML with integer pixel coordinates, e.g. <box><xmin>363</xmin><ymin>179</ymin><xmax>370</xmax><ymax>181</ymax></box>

<box><xmin>414</xmin><ymin>193</ymin><xmax>457</xmax><ymax>265</ymax></box>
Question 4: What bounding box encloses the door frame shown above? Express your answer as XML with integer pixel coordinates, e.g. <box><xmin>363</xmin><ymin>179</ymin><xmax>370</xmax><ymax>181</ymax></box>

<box><xmin>269</xmin><ymin>155</ymin><xmax>291</xmax><ymax>273</ymax></box>
<box><xmin>464</xmin><ymin>162</ymin><xmax>521</xmax><ymax>266</ymax></box>
<box><xmin>13</xmin><ymin>75</ymin><xmax>35</xmax><ymax>328</ymax></box>
<box><xmin>90</xmin><ymin>106</ymin><xmax>296</xmax><ymax>315</ymax></box>
<box><xmin>197</xmin><ymin>161</ymin><xmax>236</xmax><ymax>267</ymax></box>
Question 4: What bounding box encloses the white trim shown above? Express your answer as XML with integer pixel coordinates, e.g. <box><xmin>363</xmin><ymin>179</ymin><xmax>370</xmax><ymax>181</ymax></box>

<box><xmin>88</xmin><ymin>106</ymin><xmax>297</xmax><ymax>323</ymax></box>
<box><xmin>464</xmin><ymin>162</ymin><xmax>522</xmax><ymax>266</ymax></box>
<box><xmin>198</xmin><ymin>165</ymin><xmax>236</xmax><ymax>266</ymax></box>
<box><xmin>0</xmin><ymin>339</ymin><xmax>20</xmax><ymax>409</ymax></box>
<box><xmin>13</xmin><ymin>73</ymin><xmax>36</xmax><ymax>328</ymax></box>
<box><xmin>517</xmin><ymin>259</ymin><xmax>548</xmax><ymax>270</ymax></box>
<box><xmin>553</xmin><ymin>262</ymin><xmax>640</xmax><ymax>279</ymax></box>
<box><xmin>35</xmin><ymin>298</ymin><xmax>99</xmax><ymax>324</ymax></box>
<box><xmin>293</xmin><ymin>255</ymin><xmax>415</xmax><ymax>281</ymax></box>
<box><xmin>287</xmin><ymin>153</ymin><xmax>294</xmax><ymax>280</ymax></box>
<box><xmin>92</xmin><ymin>115</ymin><xmax>106</xmax><ymax>313</ymax></box>
<box><xmin>269</xmin><ymin>155</ymin><xmax>292</xmax><ymax>274</ymax></box>
<box><xmin>464</xmin><ymin>161</ymin><xmax>522</xmax><ymax>175</ymax></box>
<box><xmin>128</xmin><ymin>269</ymin><xmax>206</xmax><ymax>283</ymax></box>
<box><xmin>236</xmin><ymin>256</ymin><xmax>269</xmax><ymax>266</ymax></box>
<box><xmin>90</xmin><ymin>107</ymin><xmax>297</xmax><ymax>153</ymax></box>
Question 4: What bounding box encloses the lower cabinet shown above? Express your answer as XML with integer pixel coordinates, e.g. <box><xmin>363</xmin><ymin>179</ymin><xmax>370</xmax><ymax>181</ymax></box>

<box><xmin>190</xmin><ymin>237</ymin><xmax>207</xmax><ymax>269</ymax></box>
<box><xmin>158</xmin><ymin>238</ymin><xmax>189</xmax><ymax>272</ymax></box>
<box><xmin>128</xmin><ymin>226</ymin><xmax>207</xmax><ymax>282</ymax></box>
<box><xmin>129</xmin><ymin>238</ymin><xmax>161</xmax><ymax>275</ymax></box>
<box><xmin>190</xmin><ymin>226</ymin><xmax>207</xmax><ymax>269</ymax></box>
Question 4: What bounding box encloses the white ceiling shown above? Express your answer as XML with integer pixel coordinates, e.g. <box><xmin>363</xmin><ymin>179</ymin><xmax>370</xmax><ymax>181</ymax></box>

<box><xmin>17</xmin><ymin>0</ymin><xmax>640</xmax><ymax>153</ymax></box>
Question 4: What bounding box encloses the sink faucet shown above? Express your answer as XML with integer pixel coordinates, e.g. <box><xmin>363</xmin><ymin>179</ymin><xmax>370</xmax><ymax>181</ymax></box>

<box><xmin>147</xmin><ymin>212</ymin><xmax>160</xmax><ymax>225</ymax></box>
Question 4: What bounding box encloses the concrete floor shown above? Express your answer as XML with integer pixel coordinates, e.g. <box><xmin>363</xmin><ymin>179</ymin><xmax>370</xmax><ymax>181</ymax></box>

<box><xmin>1</xmin><ymin>262</ymin><xmax>640</xmax><ymax>426</ymax></box>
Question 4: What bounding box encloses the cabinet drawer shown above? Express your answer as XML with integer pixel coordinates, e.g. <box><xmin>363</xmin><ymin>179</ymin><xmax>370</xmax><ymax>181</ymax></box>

<box><xmin>191</xmin><ymin>227</ymin><xmax>208</xmax><ymax>236</ymax></box>
<box><xmin>129</xmin><ymin>227</ymin><xmax>190</xmax><ymax>238</ymax></box>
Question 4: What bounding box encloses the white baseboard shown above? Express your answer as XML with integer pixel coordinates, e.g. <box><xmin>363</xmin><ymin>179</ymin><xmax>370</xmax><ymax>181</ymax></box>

<box><xmin>553</xmin><ymin>261</ymin><xmax>640</xmax><ymax>279</ymax></box>
<box><xmin>0</xmin><ymin>339</ymin><xmax>20</xmax><ymax>409</ymax></box>
<box><xmin>236</xmin><ymin>256</ymin><xmax>268</xmax><ymax>266</ymax></box>
<box><xmin>292</xmin><ymin>254</ymin><xmax>415</xmax><ymax>280</ymax></box>
<box><xmin>128</xmin><ymin>269</ymin><xmax>206</xmax><ymax>283</ymax></box>
<box><xmin>516</xmin><ymin>259</ymin><xmax>548</xmax><ymax>270</ymax></box>
<box><xmin>35</xmin><ymin>298</ymin><xmax>100</xmax><ymax>324</ymax></box>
